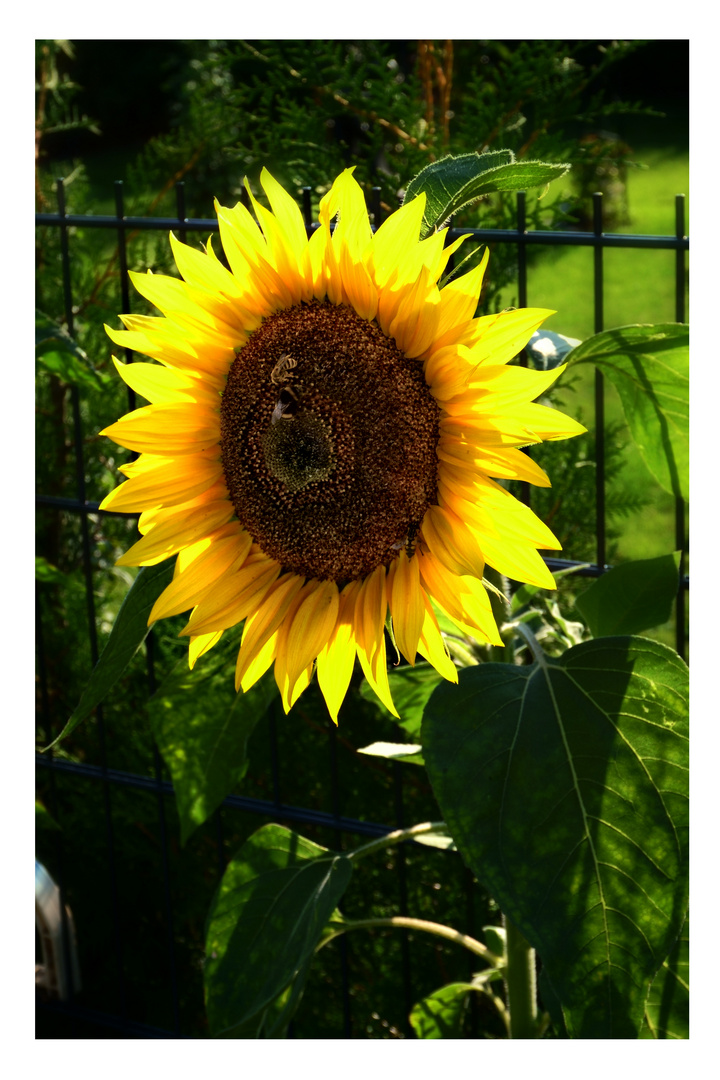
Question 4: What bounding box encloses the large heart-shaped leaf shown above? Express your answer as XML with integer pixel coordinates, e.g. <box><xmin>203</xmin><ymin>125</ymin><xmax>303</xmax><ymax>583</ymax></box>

<box><xmin>566</xmin><ymin>324</ymin><xmax>689</xmax><ymax>499</ymax></box>
<box><xmin>204</xmin><ymin>824</ymin><xmax>353</xmax><ymax>1036</ymax></box>
<box><xmin>404</xmin><ymin>151</ymin><xmax>570</xmax><ymax>238</ymax></box>
<box><xmin>422</xmin><ymin>637</ymin><xmax>688</xmax><ymax>1038</ymax></box>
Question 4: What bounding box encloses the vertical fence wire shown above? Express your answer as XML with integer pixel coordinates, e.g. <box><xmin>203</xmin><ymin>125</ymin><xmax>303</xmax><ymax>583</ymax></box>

<box><xmin>675</xmin><ymin>194</ymin><xmax>687</xmax><ymax>660</ymax></box>
<box><xmin>329</xmin><ymin>723</ymin><xmax>353</xmax><ymax>1038</ymax></box>
<box><xmin>592</xmin><ymin>192</ymin><xmax>607</xmax><ymax>570</ymax></box>
<box><xmin>515</xmin><ymin>192</ymin><xmax>531</xmax><ymax>508</ymax></box>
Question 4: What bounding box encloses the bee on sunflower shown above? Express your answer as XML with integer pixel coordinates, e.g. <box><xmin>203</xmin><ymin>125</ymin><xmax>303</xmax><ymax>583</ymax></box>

<box><xmin>100</xmin><ymin>168</ymin><xmax>584</xmax><ymax>722</ymax></box>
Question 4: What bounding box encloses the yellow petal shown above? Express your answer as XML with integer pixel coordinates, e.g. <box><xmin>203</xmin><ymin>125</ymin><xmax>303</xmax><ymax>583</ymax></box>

<box><xmin>181</xmin><ymin>553</ymin><xmax>281</xmax><ymax>636</ymax></box>
<box><xmin>116</xmin><ymin>497</ymin><xmax>234</xmax><ymax>567</ymax></box>
<box><xmin>316</xmin><ymin>580</ymin><xmax>361</xmax><ymax>724</ymax></box>
<box><xmin>128</xmin><ymin>269</ymin><xmax>247</xmax><ymax>342</ymax></box>
<box><xmin>465</xmin><ymin>307</ymin><xmax>555</xmax><ymax>366</ymax></box>
<box><xmin>188</xmin><ymin>630</ymin><xmax>224</xmax><ymax>669</ymax></box>
<box><xmin>388</xmin><ymin>550</ymin><xmax>424</xmax><ymax>665</ymax></box>
<box><xmin>149</xmin><ymin>529</ymin><xmax>253</xmax><ymax>622</ymax></box>
<box><xmin>101</xmin><ymin>402</ymin><xmax>220</xmax><ymax>455</ymax></box>
<box><xmin>105</xmin><ymin>319</ymin><xmax>234</xmax><ymax>382</ymax></box>
<box><xmin>416</xmin><ymin>597</ymin><xmax>458</xmax><ymax>683</ymax></box>
<box><xmin>369</xmin><ymin>193</ymin><xmax>426</xmax><ymax>289</ymax></box>
<box><xmin>434</xmin><ymin>248</ymin><xmax>490</xmax><ymax>339</ymax></box>
<box><xmin>354</xmin><ymin>565</ymin><xmax>398</xmax><ymax>717</ymax></box>
<box><xmin>243</xmin><ymin>178</ymin><xmax>307</xmax><ymax>306</ymax></box>
<box><xmin>238</xmin><ymin>628</ymin><xmax>280</xmax><ymax>693</ymax></box>
<box><xmin>234</xmin><ymin>574</ymin><xmax>306</xmax><ymax>690</ymax></box>
<box><xmin>260</xmin><ymin>168</ymin><xmax>311</xmax><ymax>265</ymax></box>
<box><xmin>100</xmin><ymin>450</ymin><xmax>224</xmax><ymax>513</ymax></box>
<box><xmin>423</xmin><ymin>504</ymin><xmax>486</xmax><ymax>581</ymax></box>
<box><xmin>169</xmin><ymin>231</ymin><xmax>248</xmax><ymax>303</ymax></box>
<box><xmin>417</xmin><ymin>549</ymin><xmax>502</xmax><ymax>645</ymax></box>
<box><xmin>275</xmin><ymin>578</ymin><xmax>340</xmax><ymax>702</ymax></box>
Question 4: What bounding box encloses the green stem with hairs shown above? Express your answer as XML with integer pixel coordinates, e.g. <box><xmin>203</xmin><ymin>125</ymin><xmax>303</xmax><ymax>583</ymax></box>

<box><xmin>503</xmin><ymin>914</ymin><xmax>538</xmax><ymax>1038</ymax></box>
<box><xmin>320</xmin><ymin>915</ymin><xmax>503</xmax><ymax>966</ymax></box>
<box><xmin>348</xmin><ymin>820</ymin><xmax>447</xmax><ymax>861</ymax></box>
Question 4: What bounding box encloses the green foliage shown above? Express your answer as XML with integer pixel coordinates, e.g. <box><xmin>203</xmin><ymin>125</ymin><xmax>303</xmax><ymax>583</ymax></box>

<box><xmin>36</xmin><ymin>310</ymin><xmax>110</xmax><ymax>391</ymax></box>
<box><xmin>512</xmin><ymin>410</ymin><xmax>652</xmax><ymax>565</ymax></box>
<box><xmin>360</xmin><ymin>662</ymin><xmax>444</xmax><ymax>740</ymax></box>
<box><xmin>35</xmin><ymin>556</ymin><xmax>68</xmax><ymax>586</ymax></box>
<box><xmin>404</xmin><ymin>151</ymin><xmax>570</xmax><ymax>238</ymax></box>
<box><xmin>35</xmin><ymin>40</ymin><xmax>100</xmax><ymax>170</ymax></box>
<box><xmin>204</xmin><ymin>824</ymin><xmax>353</xmax><ymax>1036</ymax></box>
<box><xmin>46</xmin><ymin>560</ymin><xmax>174</xmax><ymax>749</ymax></box>
<box><xmin>36</xmin><ymin>798</ymin><xmax>61</xmax><ymax>831</ymax></box>
<box><xmin>575</xmin><ymin>552</ymin><xmax>682</xmax><ymax>638</ymax></box>
<box><xmin>36</xmin><ymin>42</ymin><xmax>688</xmax><ymax>1041</ymax></box>
<box><xmin>118</xmin><ymin>40</ymin><xmax>652</xmax><ymax>312</ymax></box>
<box><xmin>566</xmin><ymin>324</ymin><xmax>689</xmax><ymax>500</ymax></box>
<box><xmin>147</xmin><ymin>645</ymin><xmax>278</xmax><ymax>845</ymax></box>
<box><xmin>640</xmin><ymin>911</ymin><xmax>689</xmax><ymax>1039</ymax></box>
<box><xmin>421</xmin><ymin>637</ymin><xmax>689</xmax><ymax>1038</ymax></box>
<box><xmin>410</xmin><ymin>982</ymin><xmax>480</xmax><ymax>1038</ymax></box>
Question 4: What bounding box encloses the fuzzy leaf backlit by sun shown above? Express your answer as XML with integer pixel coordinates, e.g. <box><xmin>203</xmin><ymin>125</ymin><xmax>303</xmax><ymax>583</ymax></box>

<box><xmin>99</xmin><ymin>167</ymin><xmax>585</xmax><ymax>722</ymax></box>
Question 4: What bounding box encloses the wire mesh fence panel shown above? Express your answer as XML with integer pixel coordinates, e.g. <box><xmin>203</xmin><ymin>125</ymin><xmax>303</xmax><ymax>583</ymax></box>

<box><xmin>35</xmin><ymin>183</ymin><xmax>689</xmax><ymax>1038</ymax></box>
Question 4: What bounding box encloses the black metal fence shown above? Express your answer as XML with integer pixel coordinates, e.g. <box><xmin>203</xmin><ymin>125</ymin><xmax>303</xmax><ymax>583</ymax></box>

<box><xmin>35</xmin><ymin>182</ymin><xmax>689</xmax><ymax>1038</ymax></box>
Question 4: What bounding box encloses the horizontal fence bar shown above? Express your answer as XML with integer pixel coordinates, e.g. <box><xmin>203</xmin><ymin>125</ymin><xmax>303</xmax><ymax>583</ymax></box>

<box><xmin>35</xmin><ymin>755</ymin><xmax>399</xmax><ymax>840</ymax></box>
<box><xmin>35</xmin><ymin>210</ymin><xmax>689</xmax><ymax>252</ymax></box>
<box><xmin>35</xmin><ymin>212</ymin><xmax>218</xmax><ymax>231</ymax></box>
<box><xmin>36</xmin><ymin>493</ymin><xmax>138</xmax><ymax>517</ymax></box>
<box><xmin>450</xmin><ymin>227</ymin><xmax>689</xmax><ymax>251</ymax></box>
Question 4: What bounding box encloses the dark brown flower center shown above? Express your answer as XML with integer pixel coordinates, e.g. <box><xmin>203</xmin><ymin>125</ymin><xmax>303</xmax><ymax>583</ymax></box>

<box><xmin>220</xmin><ymin>300</ymin><xmax>439</xmax><ymax>582</ymax></box>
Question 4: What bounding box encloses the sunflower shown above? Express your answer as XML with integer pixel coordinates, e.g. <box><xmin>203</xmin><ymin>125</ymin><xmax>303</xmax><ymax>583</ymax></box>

<box><xmin>100</xmin><ymin>168</ymin><xmax>585</xmax><ymax>722</ymax></box>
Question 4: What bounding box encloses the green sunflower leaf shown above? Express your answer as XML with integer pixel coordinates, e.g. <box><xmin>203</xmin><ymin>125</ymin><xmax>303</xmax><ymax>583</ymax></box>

<box><xmin>204</xmin><ymin>824</ymin><xmax>353</xmax><ymax>1037</ymax></box>
<box><xmin>147</xmin><ymin>644</ymin><xmax>278</xmax><ymax>845</ymax></box>
<box><xmin>35</xmin><ymin>555</ymin><xmax>69</xmax><ymax>586</ymax></box>
<box><xmin>640</xmin><ymin>911</ymin><xmax>689</xmax><ymax>1039</ymax></box>
<box><xmin>422</xmin><ymin>636</ymin><xmax>689</xmax><ymax>1039</ymax></box>
<box><xmin>403</xmin><ymin>151</ymin><xmax>571</xmax><ymax>239</ymax></box>
<box><xmin>36</xmin><ymin>309</ymin><xmax>110</xmax><ymax>390</ymax></box>
<box><xmin>35</xmin><ymin>798</ymin><xmax>61</xmax><ymax>831</ymax></box>
<box><xmin>565</xmin><ymin>324</ymin><xmax>689</xmax><ymax>500</ymax></box>
<box><xmin>410</xmin><ymin>982</ymin><xmax>476</xmax><ymax>1038</ymax></box>
<box><xmin>574</xmin><ymin>552</ymin><xmax>682</xmax><ymax>638</ymax></box>
<box><xmin>44</xmin><ymin>560</ymin><xmax>175</xmax><ymax>751</ymax></box>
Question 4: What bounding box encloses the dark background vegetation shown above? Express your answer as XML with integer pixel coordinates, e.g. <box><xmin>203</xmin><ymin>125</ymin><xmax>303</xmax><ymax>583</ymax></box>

<box><xmin>36</xmin><ymin>39</ymin><xmax>688</xmax><ymax>1039</ymax></box>
<box><xmin>48</xmin><ymin>39</ymin><xmax>689</xmax><ymax>165</ymax></box>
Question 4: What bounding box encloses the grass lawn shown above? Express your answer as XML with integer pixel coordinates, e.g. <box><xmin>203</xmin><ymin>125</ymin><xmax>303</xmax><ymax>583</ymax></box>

<box><xmin>501</xmin><ymin>145</ymin><xmax>689</xmax><ymax>647</ymax></box>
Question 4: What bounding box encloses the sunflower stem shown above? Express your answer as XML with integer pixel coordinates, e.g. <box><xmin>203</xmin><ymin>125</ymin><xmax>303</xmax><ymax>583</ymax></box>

<box><xmin>503</xmin><ymin>914</ymin><xmax>538</xmax><ymax>1038</ymax></box>
<box><xmin>516</xmin><ymin>620</ymin><xmax>546</xmax><ymax>666</ymax></box>
<box><xmin>348</xmin><ymin>820</ymin><xmax>447</xmax><ymax>861</ymax></box>
<box><xmin>320</xmin><ymin>915</ymin><xmax>503</xmax><ymax>966</ymax></box>
<box><xmin>484</xmin><ymin>567</ymin><xmax>515</xmax><ymax>663</ymax></box>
